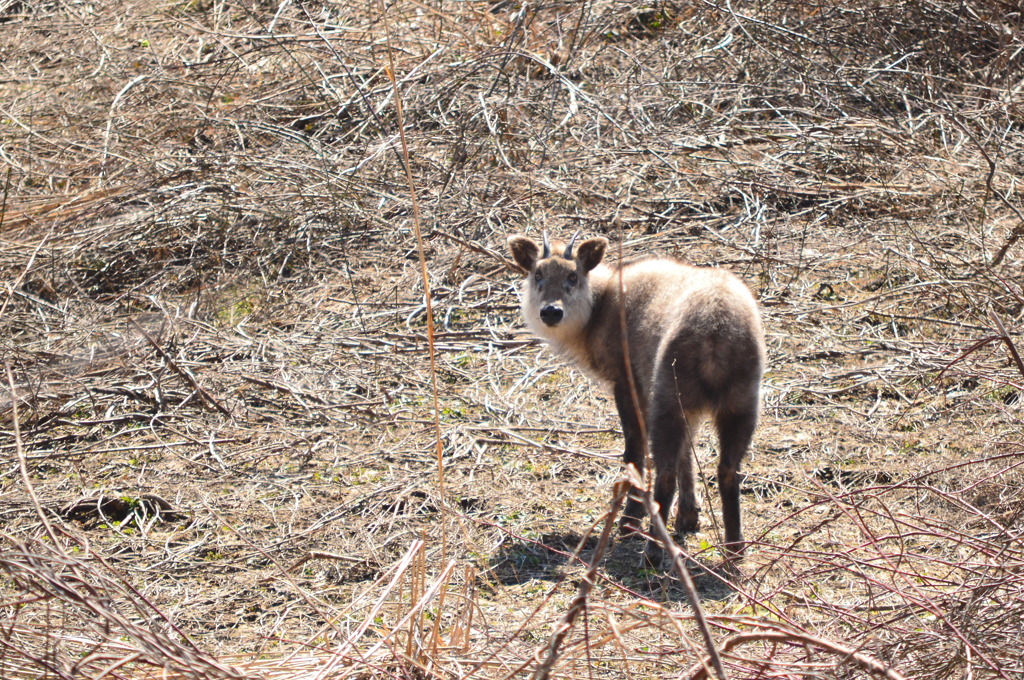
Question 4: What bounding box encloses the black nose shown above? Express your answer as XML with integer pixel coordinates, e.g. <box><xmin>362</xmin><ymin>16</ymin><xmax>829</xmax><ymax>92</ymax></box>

<box><xmin>540</xmin><ymin>305</ymin><xmax>563</xmax><ymax>326</ymax></box>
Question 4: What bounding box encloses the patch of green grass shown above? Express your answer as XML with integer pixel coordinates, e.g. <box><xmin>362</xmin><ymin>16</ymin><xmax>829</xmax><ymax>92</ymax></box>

<box><xmin>215</xmin><ymin>294</ymin><xmax>256</xmax><ymax>326</ymax></box>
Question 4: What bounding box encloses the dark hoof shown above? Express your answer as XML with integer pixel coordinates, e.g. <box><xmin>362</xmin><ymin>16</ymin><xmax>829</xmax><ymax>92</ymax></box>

<box><xmin>642</xmin><ymin>541</ymin><xmax>664</xmax><ymax>569</ymax></box>
<box><xmin>722</xmin><ymin>539</ymin><xmax>746</xmax><ymax>566</ymax></box>
<box><xmin>619</xmin><ymin>516</ymin><xmax>644</xmax><ymax>539</ymax></box>
<box><xmin>676</xmin><ymin>509</ymin><xmax>699</xmax><ymax>535</ymax></box>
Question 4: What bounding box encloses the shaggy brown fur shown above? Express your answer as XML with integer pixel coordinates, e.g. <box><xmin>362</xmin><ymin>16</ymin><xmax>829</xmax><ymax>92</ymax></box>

<box><xmin>508</xmin><ymin>234</ymin><xmax>766</xmax><ymax>561</ymax></box>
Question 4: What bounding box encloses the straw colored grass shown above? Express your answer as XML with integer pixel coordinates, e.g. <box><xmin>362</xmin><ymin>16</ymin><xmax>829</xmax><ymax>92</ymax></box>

<box><xmin>2</xmin><ymin>0</ymin><xmax>1023</xmax><ymax>678</ymax></box>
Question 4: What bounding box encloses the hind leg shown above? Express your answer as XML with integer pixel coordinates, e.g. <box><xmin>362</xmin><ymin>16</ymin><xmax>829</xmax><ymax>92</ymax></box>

<box><xmin>715</xmin><ymin>408</ymin><xmax>758</xmax><ymax>558</ymax></box>
<box><xmin>643</xmin><ymin>395</ymin><xmax>692</xmax><ymax>563</ymax></box>
<box><xmin>675</xmin><ymin>413</ymin><xmax>702</xmax><ymax>537</ymax></box>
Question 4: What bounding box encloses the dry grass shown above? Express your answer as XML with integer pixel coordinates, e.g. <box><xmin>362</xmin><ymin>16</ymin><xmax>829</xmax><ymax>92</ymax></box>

<box><xmin>2</xmin><ymin>0</ymin><xmax>1023</xmax><ymax>678</ymax></box>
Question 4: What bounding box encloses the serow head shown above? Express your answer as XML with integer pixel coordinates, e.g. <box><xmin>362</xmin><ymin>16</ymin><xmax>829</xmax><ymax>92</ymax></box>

<box><xmin>507</xmin><ymin>232</ymin><xmax>608</xmax><ymax>332</ymax></box>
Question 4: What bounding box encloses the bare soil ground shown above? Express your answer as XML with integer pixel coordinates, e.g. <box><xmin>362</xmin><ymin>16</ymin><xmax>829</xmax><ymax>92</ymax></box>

<box><xmin>2</xmin><ymin>1</ymin><xmax>1023</xmax><ymax>678</ymax></box>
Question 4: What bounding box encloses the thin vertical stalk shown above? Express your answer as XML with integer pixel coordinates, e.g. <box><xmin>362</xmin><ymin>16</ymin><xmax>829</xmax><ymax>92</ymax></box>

<box><xmin>531</xmin><ymin>481</ymin><xmax>629</xmax><ymax>680</ymax></box>
<box><xmin>379</xmin><ymin>2</ymin><xmax>448</xmax><ymax>560</ymax></box>
<box><xmin>8</xmin><ymin>362</ymin><xmax>60</xmax><ymax>546</ymax></box>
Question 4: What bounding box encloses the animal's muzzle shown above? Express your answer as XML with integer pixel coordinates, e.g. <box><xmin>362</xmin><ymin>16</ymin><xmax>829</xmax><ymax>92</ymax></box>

<box><xmin>540</xmin><ymin>305</ymin><xmax>563</xmax><ymax>326</ymax></box>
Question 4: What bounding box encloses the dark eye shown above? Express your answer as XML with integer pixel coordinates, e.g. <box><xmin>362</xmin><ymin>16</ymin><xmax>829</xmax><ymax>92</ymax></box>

<box><xmin>534</xmin><ymin>271</ymin><xmax>544</xmax><ymax>286</ymax></box>
<box><xmin>567</xmin><ymin>272</ymin><xmax>578</xmax><ymax>286</ymax></box>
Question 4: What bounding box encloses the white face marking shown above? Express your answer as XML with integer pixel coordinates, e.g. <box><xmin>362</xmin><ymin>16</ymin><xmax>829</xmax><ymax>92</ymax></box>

<box><xmin>521</xmin><ymin>256</ymin><xmax>593</xmax><ymax>347</ymax></box>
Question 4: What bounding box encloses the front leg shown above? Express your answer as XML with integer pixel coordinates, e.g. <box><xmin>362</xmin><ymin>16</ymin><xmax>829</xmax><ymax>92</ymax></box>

<box><xmin>613</xmin><ymin>382</ymin><xmax>646</xmax><ymax>536</ymax></box>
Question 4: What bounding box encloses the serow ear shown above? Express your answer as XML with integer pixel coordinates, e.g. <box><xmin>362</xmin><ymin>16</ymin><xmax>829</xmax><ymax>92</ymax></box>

<box><xmin>507</xmin><ymin>235</ymin><xmax>540</xmax><ymax>273</ymax></box>
<box><xmin>575</xmin><ymin>237</ymin><xmax>608</xmax><ymax>272</ymax></box>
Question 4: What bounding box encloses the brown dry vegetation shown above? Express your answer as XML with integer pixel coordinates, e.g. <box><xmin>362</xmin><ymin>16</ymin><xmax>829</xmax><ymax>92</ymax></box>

<box><xmin>2</xmin><ymin>0</ymin><xmax>1024</xmax><ymax>678</ymax></box>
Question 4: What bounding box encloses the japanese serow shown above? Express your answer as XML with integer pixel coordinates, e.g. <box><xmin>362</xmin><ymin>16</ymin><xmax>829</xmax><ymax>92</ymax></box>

<box><xmin>508</xmin><ymin>233</ymin><xmax>766</xmax><ymax>561</ymax></box>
